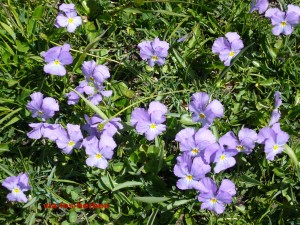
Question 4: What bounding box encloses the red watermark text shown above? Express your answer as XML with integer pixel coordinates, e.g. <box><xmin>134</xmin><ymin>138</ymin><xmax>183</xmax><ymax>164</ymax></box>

<box><xmin>43</xmin><ymin>202</ymin><xmax>109</xmax><ymax>209</ymax></box>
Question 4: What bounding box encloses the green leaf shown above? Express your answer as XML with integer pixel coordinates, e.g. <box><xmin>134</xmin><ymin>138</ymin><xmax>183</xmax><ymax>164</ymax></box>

<box><xmin>163</xmin><ymin>199</ymin><xmax>194</xmax><ymax>211</ymax></box>
<box><xmin>240</xmin><ymin>175</ymin><xmax>262</xmax><ymax>186</ymax></box>
<box><xmin>0</xmin><ymin>163</ymin><xmax>15</xmax><ymax>176</ymax></box>
<box><xmin>99</xmin><ymin>213</ymin><xmax>109</xmax><ymax>222</ymax></box>
<box><xmin>180</xmin><ymin>113</ymin><xmax>196</xmax><ymax>125</ymax></box>
<box><xmin>112</xmin><ymin>181</ymin><xmax>143</xmax><ymax>192</ymax></box>
<box><xmin>69</xmin><ymin>211</ymin><xmax>77</xmax><ymax>223</ymax></box>
<box><xmin>32</xmin><ymin>5</ymin><xmax>44</xmax><ymax>19</ymax></box>
<box><xmin>147</xmin><ymin>209</ymin><xmax>159</xmax><ymax>225</ymax></box>
<box><xmin>23</xmin><ymin>197</ymin><xmax>38</xmax><ymax>208</ymax></box>
<box><xmin>284</xmin><ymin>144</ymin><xmax>299</xmax><ymax>169</ymax></box>
<box><xmin>0</xmin><ymin>108</ymin><xmax>21</xmax><ymax>125</ymax></box>
<box><xmin>0</xmin><ymin>143</ymin><xmax>9</xmax><ymax>153</ymax></box>
<box><xmin>0</xmin><ymin>22</ymin><xmax>16</xmax><ymax>41</ymax></box>
<box><xmin>112</xmin><ymin>162</ymin><xmax>124</xmax><ymax>172</ymax></box>
<box><xmin>72</xmin><ymin>89</ymin><xmax>108</xmax><ymax>120</ymax></box>
<box><xmin>133</xmin><ymin>196</ymin><xmax>169</xmax><ymax>203</ymax></box>
<box><xmin>15</xmin><ymin>40</ymin><xmax>29</xmax><ymax>53</ymax></box>
<box><xmin>47</xmin><ymin>166</ymin><xmax>56</xmax><ymax>186</ymax></box>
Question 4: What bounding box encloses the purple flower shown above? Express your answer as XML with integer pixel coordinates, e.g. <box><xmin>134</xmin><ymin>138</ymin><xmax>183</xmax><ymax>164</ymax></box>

<box><xmin>188</xmin><ymin>92</ymin><xmax>224</xmax><ymax>127</ymax></box>
<box><xmin>42</xmin><ymin>44</ymin><xmax>73</xmax><ymax>76</ymax></box>
<box><xmin>138</xmin><ymin>37</ymin><xmax>170</xmax><ymax>67</ymax></box>
<box><xmin>265</xmin><ymin>5</ymin><xmax>300</xmax><ymax>36</ymax></box>
<box><xmin>82</xmin><ymin>60</ymin><xmax>110</xmax><ymax>84</ymax></box>
<box><xmin>2</xmin><ymin>173</ymin><xmax>31</xmax><ymax>203</ymax></box>
<box><xmin>83</xmin><ymin>135</ymin><xmax>117</xmax><ymax>169</ymax></box>
<box><xmin>175</xmin><ymin>128</ymin><xmax>217</xmax><ymax>158</ymax></box>
<box><xmin>218</xmin><ymin>128</ymin><xmax>257</xmax><ymax>155</ymax></box>
<box><xmin>213</xmin><ymin>146</ymin><xmax>237</xmax><ymax>173</ymax></box>
<box><xmin>258</xmin><ymin>123</ymin><xmax>289</xmax><ymax>160</ymax></box>
<box><xmin>196</xmin><ymin>178</ymin><xmax>236</xmax><ymax>214</ymax></box>
<box><xmin>59</xmin><ymin>3</ymin><xmax>75</xmax><ymax>13</ymax></box>
<box><xmin>130</xmin><ymin>101</ymin><xmax>167</xmax><ymax>141</ymax></box>
<box><xmin>83</xmin><ymin>114</ymin><xmax>123</xmax><ymax>137</ymax></box>
<box><xmin>55</xmin><ymin>11</ymin><xmax>82</xmax><ymax>33</ymax></box>
<box><xmin>250</xmin><ymin>0</ymin><xmax>269</xmax><ymax>14</ymax></box>
<box><xmin>174</xmin><ymin>156</ymin><xmax>211</xmax><ymax>190</ymax></box>
<box><xmin>27</xmin><ymin>123</ymin><xmax>62</xmax><ymax>140</ymax></box>
<box><xmin>26</xmin><ymin>92</ymin><xmax>59</xmax><ymax>120</ymax></box>
<box><xmin>54</xmin><ymin>124</ymin><xmax>83</xmax><ymax>154</ymax></box>
<box><xmin>212</xmin><ymin>32</ymin><xmax>244</xmax><ymax>66</ymax></box>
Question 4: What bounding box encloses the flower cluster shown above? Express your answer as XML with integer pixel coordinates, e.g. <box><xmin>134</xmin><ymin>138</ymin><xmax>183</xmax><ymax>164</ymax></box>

<box><xmin>54</xmin><ymin>3</ymin><xmax>82</xmax><ymax>33</ymax></box>
<box><xmin>172</xmin><ymin>91</ymin><xmax>290</xmax><ymax>214</ymax></box>
<box><xmin>130</xmin><ymin>101</ymin><xmax>167</xmax><ymax>141</ymax></box>
<box><xmin>2</xmin><ymin>173</ymin><xmax>31</xmax><ymax>203</ymax></box>
<box><xmin>27</xmin><ymin>58</ymin><xmax>121</xmax><ymax>166</ymax></box>
<box><xmin>66</xmin><ymin>60</ymin><xmax>112</xmax><ymax>106</ymax></box>
<box><xmin>258</xmin><ymin>92</ymin><xmax>290</xmax><ymax>160</ymax></box>
<box><xmin>251</xmin><ymin>1</ymin><xmax>300</xmax><ymax>36</ymax></box>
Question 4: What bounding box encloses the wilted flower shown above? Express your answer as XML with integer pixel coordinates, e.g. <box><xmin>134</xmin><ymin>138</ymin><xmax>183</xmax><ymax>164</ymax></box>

<box><xmin>138</xmin><ymin>37</ymin><xmax>170</xmax><ymax>67</ymax></box>
<box><xmin>130</xmin><ymin>101</ymin><xmax>167</xmax><ymax>141</ymax></box>
<box><xmin>258</xmin><ymin>123</ymin><xmax>289</xmax><ymax>160</ymax></box>
<box><xmin>66</xmin><ymin>80</ymin><xmax>112</xmax><ymax>105</ymax></box>
<box><xmin>212</xmin><ymin>32</ymin><xmax>244</xmax><ymax>66</ymax></box>
<box><xmin>250</xmin><ymin>0</ymin><xmax>269</xmax><ymax>14</ymax></box>
<box><xmin>265</xmin><ymin>5</ymin><xmax>300</xmax><ymax>36</ymax></box>
<box><xmin>174</xmin><ymin>155</ymin><xmax>211</xmax><ymax>190</ymax></box>
<box><xmin>175</xmin><ymin>127</ymin><xmax>217</xmax><ymax>159</ymax></box>
<box><xmin>269</xmin><ymin>91</ymin><xmax>282</xmax><ymax>126</ymax></box>
<box><xmin>82</xmin><ymin>60</ymin><xmax>110</xmax><ymax>85</ymax></box>
<box><xmin>83</xmin><ymin>135</ymin><xmax>117</xmax><ymax>169</ymax></box>
<box><xmin>2</xmin><ymin>173</ymin><xmax>31</xmax><ymax>203</ymax></box>
<box><xmin>189</xmin><ymin>92</ymin><xmax>224</xmax><ymax>127</ymax></box>
<box><xmin>42</xmin><ymin>44</ymin><xmax>73</xmax><ymax>76</ymax></box>
<box><xmin>54</xmin><ymin>124</ymin><xmax>83</xmax><ymax>154</ymax></box>
<box><xmin>83</xmin><ymin>114</ymin><xmax>123</xmax><ymax>138</ymax></box>
<box><xmin>218</xmin><ymin>128</ymin><xmax>257</xmax><ymax>155</ymax></box>
<box><xmin>196</xmin><ymin>178</ymin><xmax>236</xmax><ymax>214</ymax></box>
<box><xmin>27</xmin><ymin>92</ymin><xmax>59</xmax><ymax>120</ymax></box>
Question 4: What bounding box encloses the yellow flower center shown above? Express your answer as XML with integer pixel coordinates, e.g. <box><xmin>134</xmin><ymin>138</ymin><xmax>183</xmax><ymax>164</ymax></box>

<box><xmin>220</xmin><ymin>155</ymin><xmax>226</xmax><ymax>161</ymax></box>
<box><xmin>210</xmin><ymin>198</ymin><xmax>217</xmax><ymax>203</ymax></box>
<box><xmin>68</xmin><ymin>141</ymin><xmax>75</xmax><ymax>147</ymax></box>
<box><xmin>152</xmin><ymin>55</ymin><xmax>158</xmax><ymax>61</ymax></box>
<box><xmin>54</xmin><ymin>60</ymin><xmax>60</xmax><ymax>65</ymax></box>
<box><xmin>96</xmin><ymin>153</ymin><xmax>102</xmax><ymax>159</ymax></box>
<box><xmin>13</xmin><ymin>188</ymin><xmax>20</xmax><ymax>193</ymax></box>
<box><xmin>229</xmin><ymin>51</ymin><xmax>235</xmax><ymax>57</ymax></box>
<box><xmin>150</xmin><ymin>123</ymin><xmax>157</xmax><ymax>129</ymax></box>
<box><xmin>97</xmin><ymin>123</ymin><xmax>105</xmax><ymax>131</ymax></box>
<box><xmin>273</xmin><ymin>144</ymin><xmax>279</xmax><ymax>151</ymax></box>
<box><xmin>186</xmin><ymin>175</ymin><xmax>193</xmax><ymax>181</ymax></box>
<box><xmin>199</xmin><ymin>113</ymin><xmax>206</xmax><ymax>119</ymax></box>
<box><xmin>68</xmin><ymin>17</ymin><xmax>74</xmax><ymax>23</ymax></box>
<box><xmin>237</xmin><ymin>145</ymin><xmax>244</xmax><ymax>151</ymax></box>
<box><xmin>281</xmin><ymin>21</ymin><xmax>287</xmax><ymax>27</ymax></box>
<box><xmin>191</xmin><ymin>148</ymin><xmax>199</xmax><ymax>155</ymax></box>
<box><xmin>38</xmin><ymin>110</ymin><xmax>43</xmax><ymax>115</ymax></box>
